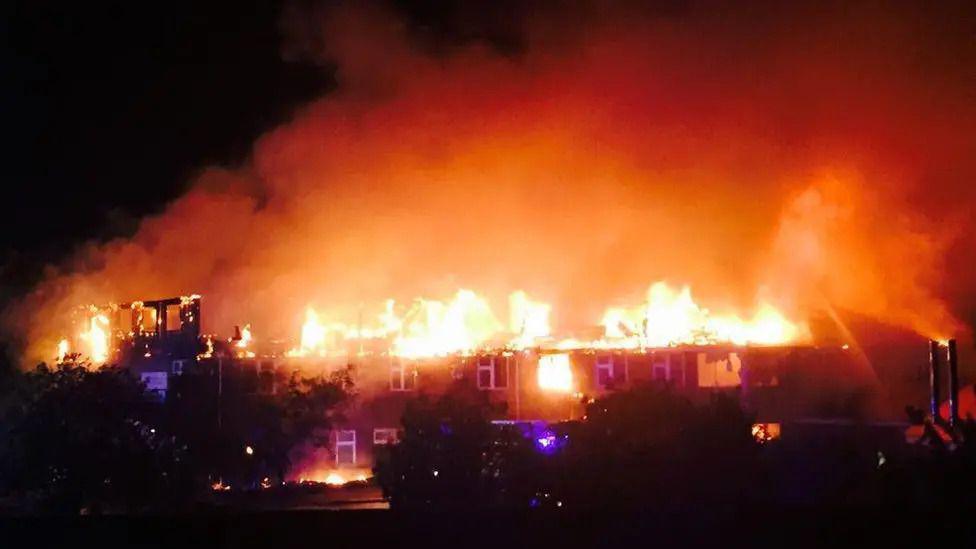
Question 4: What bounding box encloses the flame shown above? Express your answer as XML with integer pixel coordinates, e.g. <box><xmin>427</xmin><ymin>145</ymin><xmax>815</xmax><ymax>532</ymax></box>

<box><xmin>287</xmin><ymin>307</ymin><xmax>328</xmax><ymax>357</ymax></box>
<box><xmin>197</xmin><ymin>335</ymin><xmax>214</xmax><ymax>359</ymax></box>
<box><xmin>296</xmin><ymin>468</ymin><xmax>371</xmax><ymax>486</ymax></box>
<box><xmin>323</xmin><ymin>472</ymin><xmax>345</xmax><ymax>486</ymax></box>
<box><xmin>56</xmin><ymin>338</ymin><xmax>69</xmax><ymax>363</ymax></box>
<box><xmin>287</xmin><ymin>291</ymin><xmax>524</xmax><ymax>358</ymax></box>
<box><xmin>538</xmin><ymin>353</ymin><xmax>573</xmax><ymax>392</ymax></box>
<box><xmin>281</xmin><ymin>284</ymin><xmax>802</xmax><ymax>360</ymax></box>
<box><xmin>752</xmin><ymin>423</ymin><xmax>781</xmax><ymax>443</ymax></box>
<box><xmin>79</xmin><ymin>313</ymin><xmax>110</xmax><ymax>364</ymax></box>
<box><xmin>300</xmin><ymin>307</ymin><xmax>327</xmax><ymax>355</ymax></box>
<box><xmin>235</xmin><ymin>324</ymin><xmax>255</xmax><ymax>358</ymax></box>
<box><xmin>590</xmin><ymin>282</ymin><xmax>806</xmax><ymax>349</ymax></box>
<box><xmin>391</xmin><ymin>290</ymin><xmax>502</xmax><ymax>358</ymax></box>
<box><xmin>509</xmin><ymin>291</ymin><xmax>551</xmax><ymax>349</ymax></box>
<box><xmin>236</xmin><ymin>324</ymin><xmax>252</xmax><ymax>347</ymax></box>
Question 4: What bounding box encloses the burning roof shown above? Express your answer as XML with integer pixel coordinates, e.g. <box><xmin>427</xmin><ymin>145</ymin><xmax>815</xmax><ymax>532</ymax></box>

<box><xmin>56</xmin><ymin>282</ymin><xmax>810</xmax><ymax>367</ymax></box>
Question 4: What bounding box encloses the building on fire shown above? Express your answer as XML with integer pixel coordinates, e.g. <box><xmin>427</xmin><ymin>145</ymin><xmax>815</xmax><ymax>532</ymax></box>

<box><xmin>56</xmin><ymin>293</ymin><xmax>898</xmax><ymax>481</ymax></box>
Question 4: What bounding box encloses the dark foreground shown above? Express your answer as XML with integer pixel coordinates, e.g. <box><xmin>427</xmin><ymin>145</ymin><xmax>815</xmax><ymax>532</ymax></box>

<box><xmin>1</xmin><ymin>506</ymin><xmax>973</xmax><ymax>548</ymax></box>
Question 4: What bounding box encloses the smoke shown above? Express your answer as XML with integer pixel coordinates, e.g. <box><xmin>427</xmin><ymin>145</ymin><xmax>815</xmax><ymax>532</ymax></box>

<box><xmin>8</xmin><ymin>0</ymin><xmax>976</xmax><ymax>366</ymax></box>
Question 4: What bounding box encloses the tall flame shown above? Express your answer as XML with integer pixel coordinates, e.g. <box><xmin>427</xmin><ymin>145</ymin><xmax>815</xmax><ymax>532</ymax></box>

<box><xmin>235</xmin><ymin>324</ymin><xmax>255</xmax><ymax>357</ymax></box>
<box><xmin>596</xmin><ymin>282</ymin><xmax>806</xmax><ymax>349</ymax></box>
<box><xmin>80</xmin><ymin>313</ymin><xmax>110</xmax><ymax>364</ymax></box>
<box><xmin>392</xmin><ymin>290</ymin><xmax>501</xmax><ymax>358</ymax></box>
<box><xmin>509</xmin><ymin>291</ymin><xmax>551</xmax><ymax>349</ymax></box>
<box><xmin>56</xmin><ymin>338</ymin><xmax>69</xmax><ymax>363</ymax></box>
<box><xmin>296</xmin><ymin>307</ymin><xmax>328</xmax><ymax>357</ymax></box>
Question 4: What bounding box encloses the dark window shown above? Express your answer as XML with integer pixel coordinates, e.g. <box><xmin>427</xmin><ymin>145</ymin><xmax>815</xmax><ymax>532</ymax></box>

<box><xmin>391</xmin><ymin>359</ymin><xmax>416</xmax><ymax>391</ymax></box>
<box><xmin>596</xmin><ymin>355</ymin><xmax>614</xmax><ymax>388</ymax></box>
<box><xmin>494</xmin><ymin>359</ymin><xmax>508</xmax><ymax>388</ymax></box>
<box><xmin>478</xmin><ymin>367</ymin><xmax>493</xmax><ymax>389</ymax></box>
<box><xmin>653</xmin><ymin>365</ymin><xmax>668</xmax><ymax>381</ymax></box>
<box><xmin>477</xmin><ymin>356</ymin><xmax>507</xmax><ymax>389</ymax></box>
<box><xmin>671</xmin><ymin>360</ymin><xmax>685</xmax><ymax>387</ymax></box>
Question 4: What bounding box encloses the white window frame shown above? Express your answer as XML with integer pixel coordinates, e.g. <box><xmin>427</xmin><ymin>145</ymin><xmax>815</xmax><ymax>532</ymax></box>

<box><xmin>596</xmin><ymin>354</ymin><xmax>614</xmax><ymax>388</ymax></box>
<box><xmin>477</xmin><ymin>356</ymin><xmax>495</xmax><ymax>390</ymax></box>
<box><xmin>373</xmin><ymin>428</ymin><xmax>399</xmax><ymax>446</ymax></box>
<box><xmin>389</xmin><ymin>358</ymin><xmax>416</xmax><ymax>391</ymax></box>
<box><xmin>336</xmin><ymin>430</ymin><xmax>357</xmax><ymax>465</ymax></box>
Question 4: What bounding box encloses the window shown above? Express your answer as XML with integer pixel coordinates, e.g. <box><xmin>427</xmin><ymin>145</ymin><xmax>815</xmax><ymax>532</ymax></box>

<box><xmin>671</xmin><ymin>354</ymin><xmax>686</xmax><ymax>387</ymax></box>
<box><xmin>140</xmin><ymin>307</ymin><xmax>157</xmax><ymax>333</ymax></box>
<box><xmin>140</xmin><ymin>372</ymin><xmax>168</xmax><ymax>402</ymax></box>
<box><xmin>596</xmin><ymin>355</ymin><xmax>614</xmax><ymax>388</ymax></box>
<box><xmin>477</xmin><ymin>356</ymin><xmax>507</xmax><ymax>390</ymax></box>
<box><xmin>373</xmin><ymin>428</ymin><xmax>399</xmax><ymax>446</ymax></box>
<box><xmin>171</xmin><ymin>359</ymin><xmax>190</xmax><ymax>375</ymax></box>
<box><xmin>390</xmin><ymin>358</ymin><xmax>416</xmax><ymax>391</ymax></box>
<box><xmin>117</xmin><ymin>308</ymin><xmax>133</xmax><ymax>334</ymax></box>
<box><xmin>165</xmin><ymin>304</ymin><xmax>182</xmax><ymax>331</ymax></box>
<box><xmin>336</xmin><ymin>430</ymin><xmax>356</xmax><ymax>465</ymax></box>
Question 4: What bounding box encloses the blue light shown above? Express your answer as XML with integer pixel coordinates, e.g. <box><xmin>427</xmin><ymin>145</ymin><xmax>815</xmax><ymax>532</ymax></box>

<box><xmin>534</xmin><ymin>430</ymin><xmax>561</xmax><ymax>454</ymax></box>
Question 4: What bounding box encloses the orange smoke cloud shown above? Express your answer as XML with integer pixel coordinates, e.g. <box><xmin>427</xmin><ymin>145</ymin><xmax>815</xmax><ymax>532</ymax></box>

<box><xmin>6</xmin><ymin>1</ymin><xmax>974</xmax><ymax>366</ymax></box>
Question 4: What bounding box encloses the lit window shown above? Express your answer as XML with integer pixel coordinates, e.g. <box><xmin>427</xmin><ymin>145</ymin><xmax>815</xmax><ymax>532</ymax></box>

<box><xmin>538</xmin><ymin>353</ymin><xmax>573</xmax><ymax>392</ymax></box>
<box><xmin>139</xmin><ymin>307</ymin><xmax>157</xmax><ymax>333</ymax></box>
<box><xmin>165</xmin><ymin>304</ymin><xmax>182</xmax><ymax>332</ymax></box>
<box><xmin>390</xmin><ymin>358</ymin><xmax>416</xmax><ymax>391</ymax></box>
<box><xmin>336</xmin><ymin>430</ymin><xmax>356</xmax><ymax>465</ymax></box>
<box><xmin>373</xmin><ymin>428</ymin><xmax>399</xmax><ymax>446</ymax></box>
<box><xmin>596</xmin><ymin>355</ymin><xmax>614</xmax><ymax>388</ymax></box>
<box><xmin>477</xmin><ymin>356</ymin><xmax>507</xmax><ymax>390</ymax></box>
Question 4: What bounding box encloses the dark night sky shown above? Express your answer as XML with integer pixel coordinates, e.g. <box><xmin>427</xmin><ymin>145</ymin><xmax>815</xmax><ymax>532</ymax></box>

<box><xmin>1</xmin><ymin>0</ymin><xmax>527</xmax><ymax>299</ymax></box>
<box><xmin>3</xmin><ymin>2</ymin><xmax>332</xmax><ymax>292</ymax></box>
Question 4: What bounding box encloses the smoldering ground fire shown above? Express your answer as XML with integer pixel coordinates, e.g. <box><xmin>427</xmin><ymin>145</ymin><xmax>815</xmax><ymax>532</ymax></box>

<box><xmin>5</xmin><ymin>1</ymin><xmax>975</xmax><ymax>374</ymax></box>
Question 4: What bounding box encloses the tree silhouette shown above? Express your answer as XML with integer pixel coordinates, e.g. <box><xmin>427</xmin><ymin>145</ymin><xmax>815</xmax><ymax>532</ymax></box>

<box><xmin>0</xmin><ymin>359</ymin><xmax>192</xmax><ymax>513</ymax></box>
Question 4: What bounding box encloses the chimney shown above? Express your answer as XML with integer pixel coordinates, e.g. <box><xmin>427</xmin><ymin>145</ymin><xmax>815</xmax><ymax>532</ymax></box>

<box><xmin>232</xmin><ymin>325</ymin><xmax>242</xmax><ymax>342</ymax></box>
<box><xmin>947</xmin><ymin>339</ymin><xmax>960</xmax><ymax>428</ymax></box>
<box><xmin>929</xmin><ymin>340</ymin><xmax>942</xmax><ymax>422</ymax></box>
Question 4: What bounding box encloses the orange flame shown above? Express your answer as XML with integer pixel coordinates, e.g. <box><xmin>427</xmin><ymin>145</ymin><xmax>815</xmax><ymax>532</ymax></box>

<box><xmin>235</xmin><ymin>324</ymin><xmax>255</xmax><ymax>357</ymax></box>
<box><xmin>79</xmin><ymin>312</ymin><xmax>110</xmax><ymax>364</ymax></box>
<box><xmin>589</xmin><ymin>282</ymin><xmax>806</xmax><ymax>350</ymax></box>
<box><xmin>56</xmin><ymin>338</ymin><xmax>69</xmax><ymax>363</ymax></box>
<box><xmin>537</xmin><ymin>353</ymin><xmax>573</xmax><ymax>392</ymax></box>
